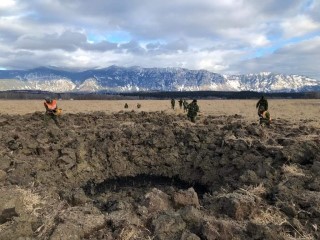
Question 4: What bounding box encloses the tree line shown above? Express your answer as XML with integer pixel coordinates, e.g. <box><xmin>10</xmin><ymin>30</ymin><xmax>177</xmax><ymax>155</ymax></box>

<box><xmin>0</xmin><ymin>90</ymin><xmax>319</xmax><ymax>100</ymax></box>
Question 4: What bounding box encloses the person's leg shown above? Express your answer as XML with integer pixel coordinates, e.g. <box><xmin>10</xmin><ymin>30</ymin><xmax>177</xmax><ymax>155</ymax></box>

<box><xmin>52</xmin><ymin>115</ymin><xmax>60</xmax><ymax>126</ymax></box>
<box><xmin>43</xmin><ymin>113</ymin><xmax>50</xmax><ymax>124</ymax></box>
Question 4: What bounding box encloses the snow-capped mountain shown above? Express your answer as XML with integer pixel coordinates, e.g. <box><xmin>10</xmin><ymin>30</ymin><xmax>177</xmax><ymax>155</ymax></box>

<box><xmin>0</xmin><ymin>66</ymin><xmax>318</xmax><ymax>92</ymax></box>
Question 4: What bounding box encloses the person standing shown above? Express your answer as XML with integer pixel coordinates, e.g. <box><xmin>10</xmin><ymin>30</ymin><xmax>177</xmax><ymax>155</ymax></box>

<box><xmin>171</xmin><ymin>98</ymin><xmax>175</xmax><ymax>109</ymax></box>
<box><xmin>44</xmin><ymin>96</ymin><xmax>60</xmax><ymax>126</ymax></box>
<box><xmin>256</xmin><ymin>96</ymin><xmax>268</xmax><ymax>117</ymax></box>
<box><xmin>178</xmin><ymin>98</ymin><xmax>183</xmax><ymax>109</ymax></box>
<box><xmin>187</xmin><ymin>99</ymin><xmax>200</xmax><ymax>123</ymax></box>
<box><xmin>183</xmin><ymin>100</ymin><xmax>189</xmax><ymax>112</ymax></box>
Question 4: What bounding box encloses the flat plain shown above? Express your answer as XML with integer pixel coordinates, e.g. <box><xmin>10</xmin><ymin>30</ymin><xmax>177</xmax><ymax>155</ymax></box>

<box><xmin>0</xmin><ymin>99</ymin><xmax>319</xmax><ymax>127</ymax></box>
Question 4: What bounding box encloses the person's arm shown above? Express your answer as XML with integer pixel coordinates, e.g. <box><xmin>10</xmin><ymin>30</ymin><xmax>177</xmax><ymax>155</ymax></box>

<box><xmin>256</xmin><ymin>100</ymin><xmax>260</xmax><ymax>108</ymax></box>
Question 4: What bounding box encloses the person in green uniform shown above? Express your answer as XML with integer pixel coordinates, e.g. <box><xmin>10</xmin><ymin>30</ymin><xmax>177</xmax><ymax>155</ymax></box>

<box><xmin>187</xmin><ymin>99</ymin><xmax>199</xmax><ymax>123</ymax></box>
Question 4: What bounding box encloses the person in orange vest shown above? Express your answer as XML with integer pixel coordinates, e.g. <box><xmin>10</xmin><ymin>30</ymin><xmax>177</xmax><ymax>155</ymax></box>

<box><xmin>44</xmin><ymin>96</ymin><xmax>60</xmax><ymax>126</ymax></box>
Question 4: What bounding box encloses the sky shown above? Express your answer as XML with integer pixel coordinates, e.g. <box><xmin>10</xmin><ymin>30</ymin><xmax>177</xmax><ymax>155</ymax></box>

<box><xmin>0</xmin><ymin>0</ymin><xmax>319</xmax><ymax>79</ymax></box>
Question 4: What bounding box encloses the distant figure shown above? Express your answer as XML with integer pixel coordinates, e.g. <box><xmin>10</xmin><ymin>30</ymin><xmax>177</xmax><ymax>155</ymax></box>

<box><xmin>187</xmin><ymin>99</ymin><xmax>200</xmax><ymax>123</ymax></box>
<box><xmin>183</xmin><ymin>100</ymin><xmax>189</xmax><ymax>112</ymax></box>
<box><xmin>137</xmin><ymin>103</ymin><xmax>141</xmax><ymax>109</ymax></box>
<box><xmin>178</xmin><ymin>98</ymin><xmax>183</xmax><ymax>109</ymax></box>
<box><xmin>259</xmin><ymin>109</ymin><xmax>271</xmax><ymax>126</ymax></box>
<box><xmin>43</xmin><ymin>96</ymin><xmax>61</xmax><ymax>126</ymax></box>
<box><xmin>256</xmin><ymin>96</ymin><xmax>268</xmax><ymax>117</ymax></box>
<box><xmin>171</xmin><ymin>99</ymin><xmax>175</xmax><ymax>109</ymax></box>
<box><xmin>124</xmin><ymin>103</ymin><xmax>129</xmax><ymax>108</ymax></box>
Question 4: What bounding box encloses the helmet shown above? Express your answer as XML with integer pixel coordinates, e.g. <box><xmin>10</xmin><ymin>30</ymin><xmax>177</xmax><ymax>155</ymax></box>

<box><xmin>45</xmin><ymin>96</ymin><xmax>52</xmax><ymax>103</ymax></box>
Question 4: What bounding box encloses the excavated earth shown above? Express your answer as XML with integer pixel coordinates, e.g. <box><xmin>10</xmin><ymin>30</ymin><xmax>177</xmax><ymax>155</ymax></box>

<box><xmin>0</xmin><ymin>111</ymin><xmax>319</xmax><ymax>240</ymax></box>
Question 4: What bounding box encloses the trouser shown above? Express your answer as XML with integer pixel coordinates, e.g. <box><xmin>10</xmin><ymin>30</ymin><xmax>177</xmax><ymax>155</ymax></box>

<box><xmin>44</xmin><ymin>113</ymin><xmax>59</xmax><ymax>126</ymax></box>
<box><xmin>188</xmin><ymin>115</ymin><xmax>196</xmax><ymax>123</ymax></box>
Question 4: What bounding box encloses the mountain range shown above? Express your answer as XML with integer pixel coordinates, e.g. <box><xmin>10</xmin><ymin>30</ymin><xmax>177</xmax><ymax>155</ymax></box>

<box><xmin>0</xmin><ymin>66</ymin><xmax>319</xmax><ymax>93</ymax></box>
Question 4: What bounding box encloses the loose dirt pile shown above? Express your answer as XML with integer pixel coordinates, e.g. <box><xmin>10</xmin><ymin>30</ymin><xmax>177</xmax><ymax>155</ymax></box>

<box><xmin>0</xmin><ymin>111</ymin><xmax>319</xmax><ymax>239</ymax></box>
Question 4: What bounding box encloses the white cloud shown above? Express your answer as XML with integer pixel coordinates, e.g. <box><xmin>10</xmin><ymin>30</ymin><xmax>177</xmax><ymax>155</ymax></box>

<box><xmin>0</xmin><ymin>0</ymin><xmax>16</xmax><ymax>9</ymax></box>
<box><xmin>281</xmin><ymin>15</ymin><xmax>320</xmax><ymax>38</ymax></box>
<box><xmin>232</xmin><ymin>36</ymin><xmax>320</xmax><ymax>79</ymax></box>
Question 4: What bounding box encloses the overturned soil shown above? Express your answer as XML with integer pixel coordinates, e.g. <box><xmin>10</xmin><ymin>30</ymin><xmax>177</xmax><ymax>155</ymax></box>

<box><xmin>0</xmin><ymin>111</ymin><xmax>319</xmax><ymax>240</ymax></box>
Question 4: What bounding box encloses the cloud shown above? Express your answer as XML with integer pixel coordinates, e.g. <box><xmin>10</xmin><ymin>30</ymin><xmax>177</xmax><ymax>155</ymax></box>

<box><xmin>231</xmin><ymin>36</ymin><xmax>320</xmax><ymax>79</ymax></box>
<box><xmin>0</xmin><ymin>0</ymin><xmax>318</xmax><ymax>80</ymax></box>
<box><xmin>281</xmin><ymin>15</ymin><xmax>320</xmax><ymax>38</ymax></box>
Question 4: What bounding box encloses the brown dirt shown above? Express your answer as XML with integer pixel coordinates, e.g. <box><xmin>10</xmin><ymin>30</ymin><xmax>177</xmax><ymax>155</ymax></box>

<box><xmin>0</xmin><ymin>100</ymin><xmax>319</xmax><ymax>239</ymax></box>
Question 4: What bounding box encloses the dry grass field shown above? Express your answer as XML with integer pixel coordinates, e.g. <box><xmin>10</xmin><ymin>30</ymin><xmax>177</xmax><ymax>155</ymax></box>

<box><xmin>0</xmin><ymin>99</ymin><xmax>319</xmax><ymax>127</ymax></box>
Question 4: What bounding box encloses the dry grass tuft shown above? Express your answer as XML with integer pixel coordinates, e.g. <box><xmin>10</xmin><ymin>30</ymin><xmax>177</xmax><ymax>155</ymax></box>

<box><xmin>282</xmin><ymin>164</ymin><xmax>306</xmax><ymax>177</ymax></box>
<box><xmin>252</xmin><ymin>207</ymin><xmax>287</xmax><ymax>225</ymax></box>
<box><xmin>16</xmin><ymin>187</ymin><xmax>45</xmax><ymax>216</ymax></box>
<box><xmin>242</xmin><ymin>183</ymin><xmax>266</xmax><ymax>197</ymax></box>
<box><xmin>36</xmin><ymin>201</ymin><xmax>69</xmax><ymax>237</ymax></box>
<box><xmin>253</xmin><ymin>207</ymin><xmax>314</xmax><ymax>239</ymax></box>
<box><xmin>280</xmin><ymin>231</ymin><xmax>314</xmax><ymax>240</ymax></box>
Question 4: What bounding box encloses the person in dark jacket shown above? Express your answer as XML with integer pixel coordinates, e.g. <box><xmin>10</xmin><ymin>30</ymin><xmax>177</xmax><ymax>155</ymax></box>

<box><xmin>256</xmin><ymin>96</ymin><xmax>268</xmax><ymax>117</ymax></box>
<box><xmin>171</xmin><ymin>98</ymin><xmax>175</xmax><ymax>109</ymax></box>
<box><xmin>178</xmin><ymin>99</ymin><xmax>183</xmax><ymax>109</ymax></box>
<box><xmin>187</xmin><ymin>99</ymin><xmax>200</xmax><ymax>123</ymax></box>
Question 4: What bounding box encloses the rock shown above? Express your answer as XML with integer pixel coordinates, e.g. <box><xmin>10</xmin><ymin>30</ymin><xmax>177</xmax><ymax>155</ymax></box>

<box><xmin>179</xmin><ymin>206</ymin><xmax>202</xmax><ymax>230</ymax></box>
<box><xmin>216</xmin><ymin>192</ymin><xmax>259</xmax><ymax>220</ymax></box>
<box><xmin>173</xmin><ymin>188</ymin><xmax>200</xmax><ymax>209</ymax></box>
<box><xmin>152</xmin><ymin>212</ymin><xmax>186</xmax><ymax>240</ymax></box>
<box><xmin>143</xmin><ymin>188</ymin><xmax>172</xmax><ymax>214</ymax></box>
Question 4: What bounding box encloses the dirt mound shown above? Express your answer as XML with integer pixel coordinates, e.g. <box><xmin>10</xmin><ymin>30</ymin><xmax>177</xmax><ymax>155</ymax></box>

<box><xmin>0</xmin><ymin>111</ymin><xmax>319</xmax><ymax>239</ymax></box>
